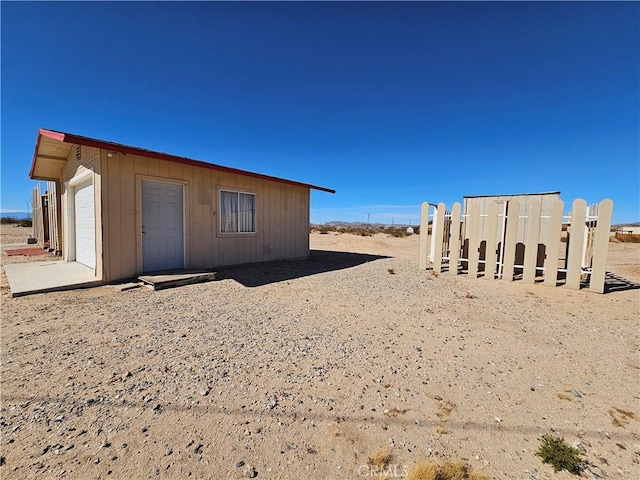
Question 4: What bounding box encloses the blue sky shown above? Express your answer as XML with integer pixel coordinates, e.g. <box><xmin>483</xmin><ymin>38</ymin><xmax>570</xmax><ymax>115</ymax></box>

<box><xmin>2</xmin><ymin>1</ymin><xmax>638</xmax><ymax>224</ymax></box>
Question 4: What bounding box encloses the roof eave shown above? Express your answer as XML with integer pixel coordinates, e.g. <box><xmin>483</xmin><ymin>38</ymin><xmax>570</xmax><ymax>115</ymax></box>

<box><xmin>29</xmin><ymin>128</ymin><xmax>336</xmax><ymax>194</ymax></box>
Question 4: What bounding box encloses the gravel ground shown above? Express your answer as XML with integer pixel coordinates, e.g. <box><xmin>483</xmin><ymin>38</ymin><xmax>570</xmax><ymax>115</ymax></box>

<box><xmin>1</xmin><ymin>227</ymin><xmax>639</xmax><ymax>479</ymax></box>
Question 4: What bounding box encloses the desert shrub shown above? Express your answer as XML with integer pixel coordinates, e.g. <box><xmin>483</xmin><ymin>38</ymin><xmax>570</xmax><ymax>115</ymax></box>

<box><xmin>407</xmin><ymin>461</ymin><xmax>488</xmax><ymax>480</ymax></box>
<box><xmin>384</xmin><ymin>227</ymin><xmax>411</xmax><ymax>238</ymax></box>
<box><xmin>536</xmin><ymin>434</ymin><xmax>584</xmax><ymax>474</ymax></box>
<box><xmin>367</xmin><ymin>450</ymin><xmax>392</xmax><ymax>469</ymax></box>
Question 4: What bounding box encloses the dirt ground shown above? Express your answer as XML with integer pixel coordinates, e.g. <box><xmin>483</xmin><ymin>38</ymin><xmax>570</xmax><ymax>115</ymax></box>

<box><xmin>1</xmin><ymin>226</ymin><xmax>639</xmax><ymax>479</ymax></box>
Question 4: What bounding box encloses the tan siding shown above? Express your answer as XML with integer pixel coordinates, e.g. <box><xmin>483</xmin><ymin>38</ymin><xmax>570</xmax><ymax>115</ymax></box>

<box><xmin>104</xmin><ymin>152</ymin><xmax>122</xmax><ymax>280</ymax></box>
<box><xmin>98</xmin><ymin>152</ymin><xmax>311</xmax><ymax>279</ymax></box>
<box><xmin>118</xmin><ymin>154</ymin><xmax>137</xmax><ymax>276</ymax></box>
<box><xmin>188</xmin><ymin>164</ymin><xmax>204</xmax><ymax>268</ymax></box>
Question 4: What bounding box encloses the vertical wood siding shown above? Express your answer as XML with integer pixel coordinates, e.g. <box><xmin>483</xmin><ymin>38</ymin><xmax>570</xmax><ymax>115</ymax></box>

<box><xmin>101</xmin><ymin>153</ymin><xmax>311</xmax><ymax>281</ymax></box>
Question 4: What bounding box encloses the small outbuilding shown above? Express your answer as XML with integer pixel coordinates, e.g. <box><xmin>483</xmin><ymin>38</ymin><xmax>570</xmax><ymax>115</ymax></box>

<box><xmin>459</xmin><ymin>191</ymin><xmax>561</xmax><ymax>272</ymax></box>
<box><xmin>29</xmin><ymin>128</ymin><xmax>335</xmax><ymax>282</ymax></box>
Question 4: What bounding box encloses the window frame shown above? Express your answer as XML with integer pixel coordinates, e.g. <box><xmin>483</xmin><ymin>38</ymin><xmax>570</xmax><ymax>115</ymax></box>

<box><xmin>218</xmin><ymin>188</ymin><xmax>257</xmax><ymax>235</ymax></box>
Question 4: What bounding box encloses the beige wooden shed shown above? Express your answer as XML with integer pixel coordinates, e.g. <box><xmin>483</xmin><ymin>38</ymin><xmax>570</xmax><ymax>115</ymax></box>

<box><xmin>29</xmin><ymin>128</ymin><xmax>334</xmax><ymax>282</ymax></box>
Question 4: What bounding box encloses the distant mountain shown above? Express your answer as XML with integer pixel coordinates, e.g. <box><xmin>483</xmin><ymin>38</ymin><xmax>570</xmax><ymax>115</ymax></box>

<box><xmin>316</xmin><ymin>220</ymin><xmax>416</xmax><ymax>228</ymax></box>
<box><xmin>0</xmin><ymin>211</ymin><xmax>31</xmax><ymax>220</ymax></box>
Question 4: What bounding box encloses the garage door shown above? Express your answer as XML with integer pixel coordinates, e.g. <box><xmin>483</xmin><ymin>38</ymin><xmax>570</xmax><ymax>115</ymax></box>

<box><xmin>74</xmin><ymin>181</ymin><xmax>96</xmax><ymax>269</ymax></box>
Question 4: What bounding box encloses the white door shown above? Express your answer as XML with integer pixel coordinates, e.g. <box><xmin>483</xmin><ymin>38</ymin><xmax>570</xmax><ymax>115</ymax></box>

<box><xmin>142</xmin><ymin>180</ymin><xmax>184</xmax><ymax>272</ymax></box>
<box><xmin>74</xmin><ymin>180</ymin><xmax>96</xmax><ymax>269</ymax></box>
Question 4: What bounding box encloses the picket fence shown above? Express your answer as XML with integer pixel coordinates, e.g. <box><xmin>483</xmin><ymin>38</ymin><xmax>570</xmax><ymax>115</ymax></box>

<box><xmin>31</xmin><ymin>181</ymin><xmax>60</xmax><ymax>253</ymax></box>
<box><xmin>418</xmin><ymin>197</ymin><xmax>613</xmax><ymax>293</ymax></box>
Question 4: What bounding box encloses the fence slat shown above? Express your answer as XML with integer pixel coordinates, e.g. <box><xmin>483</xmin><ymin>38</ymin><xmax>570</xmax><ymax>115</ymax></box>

<box><xmin>49</xmin><ymin>182</ymin><xmax>59</xmax><ymax>252</ymax></box>
<box><xmin>484</xmin><ymin>201</ymin><xmax>499</xmax><ymax>280</ymax></box>
<box><xmin>589</xmin><ymin>199</ymin><xmax>613</xmax><ymax>293</ymax></box>
<box><xmin>419</xmin><ymin>202</ymin><xmax>430</xmax><ymax>270</ymax></box>
<box><xmin>432</xmin><ymin>202</ymin><xmax>446</xmax><ymax>274</ymax></box>
<box><xmin>501</xmin><ymin>199</ymin><xmax>519</xmax><ymax>281</ymax></box>
<box><xmin>543</xmin><ymin>198</ymin><xmax>564</xmax><ymax>287</ymax></box>
<box><xmin>523</xmin><ymin>197</ymin><xmax>542</xmax><ymax>284</ymax></box>
<box><xmin>467</xmin><ymin>203</ymin><xmax>481</xmax><ymax>278</ymax></box>
<box><xmin>449</xmin><ymin>202</ymin><xmax>461</xmax><ymax>275</ymax></box>
<box><xmin>566</xmin><ymin>199</ymin><xmax>587</xmax><ymax>289</ymax></box>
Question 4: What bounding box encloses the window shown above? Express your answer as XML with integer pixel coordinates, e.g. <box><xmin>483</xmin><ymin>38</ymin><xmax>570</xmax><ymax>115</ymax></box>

<box><xmin>220</xmin><ymin>190</ymin><xmax>256</xmax><ymax>233</ymax></box>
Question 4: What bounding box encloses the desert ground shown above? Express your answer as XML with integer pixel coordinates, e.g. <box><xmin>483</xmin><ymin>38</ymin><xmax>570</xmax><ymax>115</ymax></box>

<box><xmin>1</xmin><ymin>225</ymin><xmax>639</xmax><ymax>479</ymax></box>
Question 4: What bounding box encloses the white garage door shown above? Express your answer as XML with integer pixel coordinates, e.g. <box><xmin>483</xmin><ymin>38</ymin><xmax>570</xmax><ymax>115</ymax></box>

<box><xmin>74</xmin><ymin>181</ymin><xmax>96</xmax><ymax>269</ymax></box>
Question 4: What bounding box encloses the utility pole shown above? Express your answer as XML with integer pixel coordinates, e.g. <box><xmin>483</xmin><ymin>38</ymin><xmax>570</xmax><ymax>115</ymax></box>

<box><xmin>367</xmin><ymin>213</ymin><xmax>370</xmax><ymax>227</ymax></box>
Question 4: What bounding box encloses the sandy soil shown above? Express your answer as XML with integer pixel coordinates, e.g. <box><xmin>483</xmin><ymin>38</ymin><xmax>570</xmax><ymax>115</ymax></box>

<box><xmin>1</xmin><ymin>227</ymin><xmax>639</xmax><ymax>479</ymax></box>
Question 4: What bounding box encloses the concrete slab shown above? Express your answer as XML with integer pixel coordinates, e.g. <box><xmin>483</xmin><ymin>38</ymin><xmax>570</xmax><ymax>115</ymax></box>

<box><xmin>138</xmin><ymin>271</ymin><xmax>216</xmax><ymax>291</ymax></box>
<box><xmin>3</xmin><ymin>261</ymin><xmax>102</xmax><ymax>297</ymax></box>
<box><xmin>1</xmin><ymin>242</ymin><xmax>30</xmax><ymax>249</ymax></box>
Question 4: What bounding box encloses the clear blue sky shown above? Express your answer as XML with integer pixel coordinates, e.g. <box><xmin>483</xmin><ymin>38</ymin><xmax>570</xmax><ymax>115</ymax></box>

<box><xmin>2</xmin><ymin>2</ymin><xmax>638</xmax><ymax>224</ymax></box>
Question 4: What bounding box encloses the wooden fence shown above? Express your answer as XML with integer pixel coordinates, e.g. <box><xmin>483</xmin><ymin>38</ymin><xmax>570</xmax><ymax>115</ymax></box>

<box><xmin>419</xmin><ymin>197</ymin><xmax>613</xmax><ymax>293</ymax></box>
<box><xmin>31</xmin><ymin>181</ymin><xmax>60</xmax><ymax>254</ymax></box>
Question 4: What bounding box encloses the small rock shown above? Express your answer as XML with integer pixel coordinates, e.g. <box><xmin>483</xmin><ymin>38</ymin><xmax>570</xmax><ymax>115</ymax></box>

<box><xmin>236</xmin><ymin>460</ymin><xmax>246</xmax><ymax>468</ymax></box>
<box><xmin>570</xmin><ymin>389</ymin><xmax>582</xmax><ymax>398</ymax></box>
<box><xmin>193</xmin><ymin>443</ymin><xmax>203</xmax><ymax>455</ymax></box>
<box><xmin>495</xmin><ymin>417</ymin><xmax>502</xmax><ymax>423</ymax></box>
<box><xmin>141</xmin><ymin>426</ymin><xmax>149</xmax><ymax>433</ymax></box>
<box><xmin>165</xmin><ymin>448</ymin><xmax>173</xmax><ymax>456</ymax></box>
<box><xmin>153</xmin><ymin>404</ymin><xmax>162</xmax><ymax>412</ymax></box>
<box><xmin>242</xmin><ymin>464</ymin><xmax>257</xmax><ymax>478</ymax></box>
<box><xmin>64</xmin><ymin>444</ymin><xmax>74</xmax><ymax>451</ymax></box>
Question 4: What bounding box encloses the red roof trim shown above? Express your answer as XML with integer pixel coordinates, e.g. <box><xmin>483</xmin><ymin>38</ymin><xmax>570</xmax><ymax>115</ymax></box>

<box><xmin>30</xmin><ymin>128</ymin><xmax>335</xmax><ymax>193</ymax></box>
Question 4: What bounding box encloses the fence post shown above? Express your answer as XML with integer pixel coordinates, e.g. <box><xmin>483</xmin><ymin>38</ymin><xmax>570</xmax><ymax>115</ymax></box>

<box><xmin>432</xmin><ymin>202</ymin><xmax>446</xmax><ymax>274</ymax></box>
<box><xmin>501</xmin><ymin>199</ymin><xmax>519</xmax><ymax>281</ymax></box>
<box><xmin>484</xmin><ymin>201</ymin><xmax>499</xmax><ymax>280</ymax></box>
<box><xmin>543</xmin><ymin>198</ymin><xmax>564</xmax><ymax>286</ymax></box>
<box><xmin>523</xmin><ymin>197</ymin><xmax>542</xmax><ymax>284</ymax></box>
<box><xmin>467</xmin><ymin>203</ymin><xmax>481</xmax><ymax>278</ymax></box>
<box><xmin>419</xmin><ymin>202</ymin><xmax>430</xmax><ymax>270</ymax></box>
<box><xmin>566</xmin><ymin>199</ymin><xmax>587</xmax><ymax>289</ymax></box>
<box><xmin>449</xmin><ymin>202</ymin><xmax>461</xmax><ymax>275</ymax></box>
<box><xmin>589</xmin><ymin>199</ymin><xmax>613</xmax><ymax>293</ymax></box>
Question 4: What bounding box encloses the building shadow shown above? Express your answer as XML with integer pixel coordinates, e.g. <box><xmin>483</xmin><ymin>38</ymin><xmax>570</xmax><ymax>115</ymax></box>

<box><xmin>604</xmin><ymin>272</ymin><xmax>640</xmax><ymax>293</ymax></box>
<box><xmin>216</xmin><ymin>250</ymin><xmax>390</xmax><ymax>287</ymax></box>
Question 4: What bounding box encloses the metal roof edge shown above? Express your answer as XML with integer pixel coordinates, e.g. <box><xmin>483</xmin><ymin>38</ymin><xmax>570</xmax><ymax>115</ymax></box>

<box><xmin>463</xmin><ymin>191</ymin><xmax>561</xmax><ymax>198</ymax></box>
